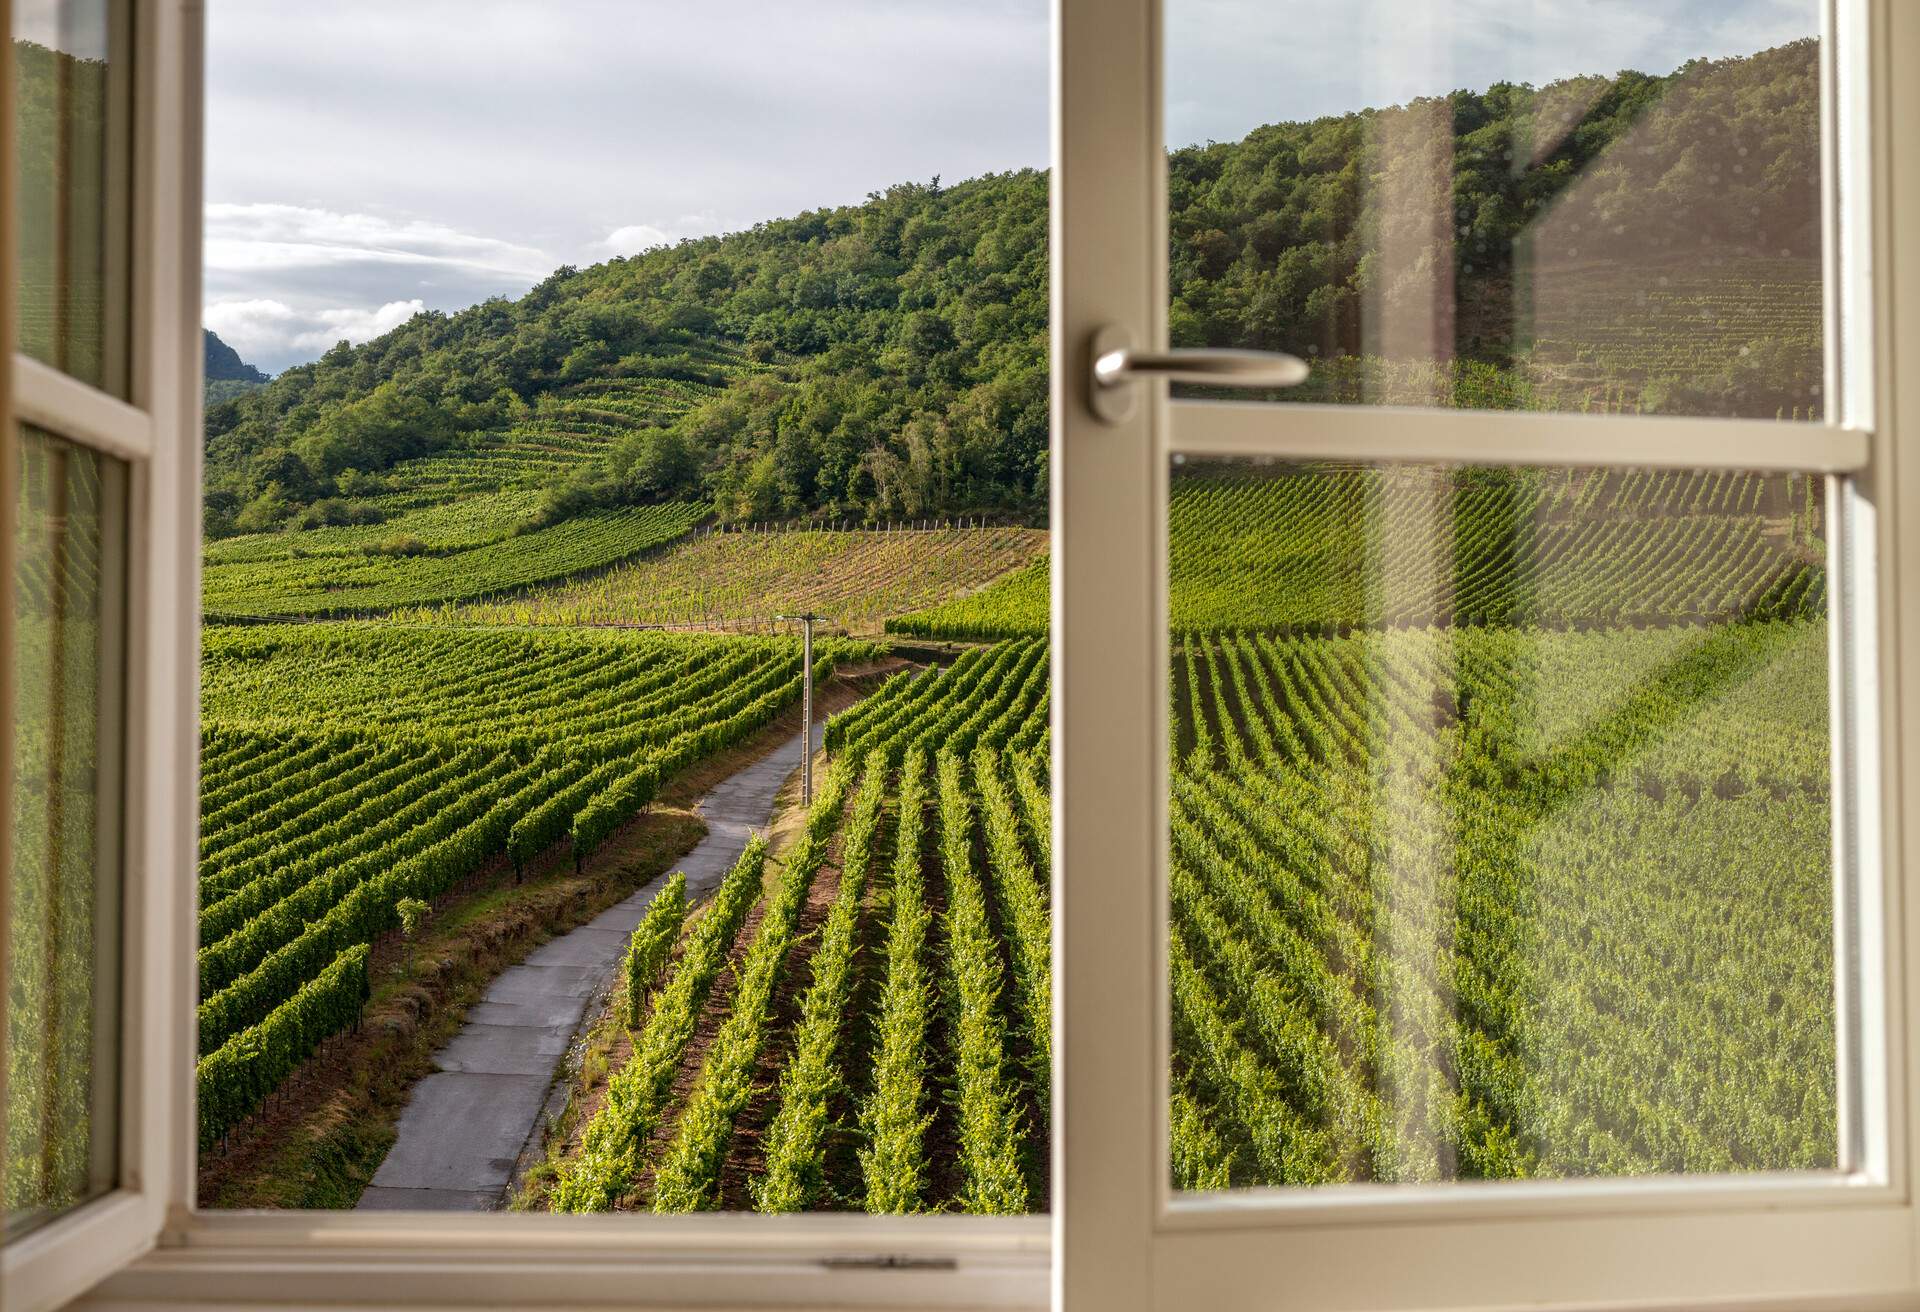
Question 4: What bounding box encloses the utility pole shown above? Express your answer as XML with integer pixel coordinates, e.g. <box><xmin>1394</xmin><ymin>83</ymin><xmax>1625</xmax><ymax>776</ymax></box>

<box><xmin>776</xmin><ymin>613</ymin><xmax>830</xmax><ymax>806</ymax></box>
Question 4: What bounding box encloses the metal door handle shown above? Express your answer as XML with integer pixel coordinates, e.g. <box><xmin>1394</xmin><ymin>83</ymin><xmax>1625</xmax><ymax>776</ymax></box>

<box><xmin>1087</xmin><ymin>326</ymin><xmax>1308</xmax><ymax>423</ymax></box>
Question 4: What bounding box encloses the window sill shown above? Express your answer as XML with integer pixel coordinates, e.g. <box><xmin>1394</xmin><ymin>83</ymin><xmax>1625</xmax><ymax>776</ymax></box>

<box><xmin>69</xmin><ymin>1211</ymin><xmax>1051</xmax><ymax>1310</ymax></box>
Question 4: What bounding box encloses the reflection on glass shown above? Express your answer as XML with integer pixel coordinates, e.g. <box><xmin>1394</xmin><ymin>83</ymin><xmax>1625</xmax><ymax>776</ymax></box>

<box><xmin>1167</xmin><ymin>459</ymin><xmax>1835</xmax><ymax>1190</ymax></box>
<box><xmin>5</xmin><ymin>426</ymin><xmax>127</xmax><ymax>1238</ymax></box>
<box><xmin>13</xmin><ymin>0</ymin><xmax>126</xmax><ymax>393</ymax></box>
<box><xmin>1165</xmin><ymin>3</ymin><xmax>1823</xmax><ymax>418</ymax></box>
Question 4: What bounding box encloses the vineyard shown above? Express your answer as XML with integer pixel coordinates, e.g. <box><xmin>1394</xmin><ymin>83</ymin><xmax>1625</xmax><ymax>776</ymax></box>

<box><xmin>201</xmin><ymin>502</ymin><xmax>706</xmax><ymax>619</ymax></box>
<box><xmin>549</xmin><ymin>599</ymin><xmax>1835</xmax><ymax>1214</ymax></box>
<box><xmin>540</xmin><ymin>593</ymin><xmax>1831</xmax><ymax>1209</ymax></box>
<box><xmin>194</xmin><ymin>625</ymin><xmax>874</xmax><ymax>1149</ymax></box>
<box><xmin>552</xmin><ymin>640</ymin><xmax>1051</xmax><ymax>1212</ymax></box>
<box><xmin>418</xmin><ymin>523</ymin><xmax>1047</xmax><ymax>634</ymax></box>
<box><xmin>891</xmin><ymin>465</ymin><xmax>1825</xmax><ymax>641</ymax></box>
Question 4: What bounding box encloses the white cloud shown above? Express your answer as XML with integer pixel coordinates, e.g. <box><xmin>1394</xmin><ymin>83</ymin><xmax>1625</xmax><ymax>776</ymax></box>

<box><xmin>598</xmin><ymin>214</ymin><xmax>726</xmax><ymax>257</ymax></box>
<box><xmin>205</xmin><ymin>296</ymin><xmax>428</xmax><ymax>372</ymax></box>
<box><xmin>599</xmin><ymin>224</ymin><xmax>676</xmax><ymax>256</ymax></box>
<box><xmin>204</xmin><ymin>203</ymin><xmax>553</xmax><ymax>281</ymax></box>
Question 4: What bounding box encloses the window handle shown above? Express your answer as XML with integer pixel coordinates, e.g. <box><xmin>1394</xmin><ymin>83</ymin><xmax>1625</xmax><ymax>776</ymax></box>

<box><xmin>1087</xmin><ymin>325</ymin><xmax>1308</xmax><ymax>423</ymax></box>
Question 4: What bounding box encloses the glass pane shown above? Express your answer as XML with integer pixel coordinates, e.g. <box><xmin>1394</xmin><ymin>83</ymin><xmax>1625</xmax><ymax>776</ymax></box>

<box><xmin>1165</xmin><ymin>2</ymin><xmax>1825</xmax><ymax>418</ymax></box>
<box><xmin>5</xmin><ymin>425</ymin><xmax>128</xmax><ymax>1238</ymax></box>
<box><xmin>1167</xmin><ymin>458</ymin><xmax>1836</xmax><ymax>1190</ymax></box>
<box><xmin>13</xmin><ymin>0</ymin><xmax>128</xmax><ymax>394</ymax></box>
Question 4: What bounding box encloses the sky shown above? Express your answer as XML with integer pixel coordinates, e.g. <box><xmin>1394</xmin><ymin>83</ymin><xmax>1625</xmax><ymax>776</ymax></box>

<box><xmin>201</xmin><ymin>0</ymin><xmax>1817</xmax><ymax>375</ymax></box>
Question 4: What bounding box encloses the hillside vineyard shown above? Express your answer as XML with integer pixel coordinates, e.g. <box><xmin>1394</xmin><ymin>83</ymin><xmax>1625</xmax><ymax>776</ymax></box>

<box><xmin>2</xmin><ymin>31</ymin><xmax>1842</xmax><ymax>1221</ymax></box>
<box><xmin>194</xmin><ymin>627</ymin><xmax>875</xmax><ymax>1147</ymax></box>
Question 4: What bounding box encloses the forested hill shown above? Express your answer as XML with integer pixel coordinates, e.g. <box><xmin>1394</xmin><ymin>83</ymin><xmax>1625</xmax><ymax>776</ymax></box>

<box><xmin>203</xmin><ymin>38</ymin><xmax>1819</xmax><ymax>538</ymax></box>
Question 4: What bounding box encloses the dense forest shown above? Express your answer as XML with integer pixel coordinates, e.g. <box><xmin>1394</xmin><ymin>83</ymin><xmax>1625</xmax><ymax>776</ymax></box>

<box><xmin>202</xmin><ymin>39</ymin><xmax>1820</xmax><ymax>537</ymax></box>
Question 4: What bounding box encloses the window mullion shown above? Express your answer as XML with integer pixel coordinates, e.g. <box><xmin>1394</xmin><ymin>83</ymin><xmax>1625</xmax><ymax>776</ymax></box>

<box><xmin>11</xmin><ymin>354</ymin><xmax>155</xmax><ymax>462</ymax></box>
<box><xmin>1168</xmin><ymin>400</ymin><xmax>1872</xmax><ymax>474</ymax></box>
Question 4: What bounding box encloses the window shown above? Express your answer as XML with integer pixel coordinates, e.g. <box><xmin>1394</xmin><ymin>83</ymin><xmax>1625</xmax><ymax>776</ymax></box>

<box><xmin>2</xmin><ymin>0</ymin><xmax>200</xmax><ymax>1309</ymax></box>
<box><xmin>8</xmin><ymin>2</ymin><xmax>1920</xmax><ymax>1310</ymax></box>
<box><xmin>1058</xmin><ymin>0</ymin><xmax>1918</xmax><ymax>1309</ymax></box>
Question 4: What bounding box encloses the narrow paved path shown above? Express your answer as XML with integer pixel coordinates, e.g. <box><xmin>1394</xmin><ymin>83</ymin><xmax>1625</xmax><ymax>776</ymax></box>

<box><xmin>358</xmin><ymin>719</ymin><xmax>825</xmax><ymax>1210</ymax></box>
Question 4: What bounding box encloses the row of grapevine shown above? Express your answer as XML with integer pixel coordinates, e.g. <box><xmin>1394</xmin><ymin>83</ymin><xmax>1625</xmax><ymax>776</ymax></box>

<box><xmin>549</xmin><ymin>637</ymin><xmax>1056</xmax><ymax>1211</ymax></box>
<box><xmin>541</xmin><ymin>599</ymin><xmax>1831</xmax><ymax>1206</ymax></box>
<box><xmin>419</xmin><ymin>525</ymin><xmax>1048</xmax><ymax>635</ymax></box>
<box><xmin>195</xmin><ymin>627</ymin><xmax>875</xmax><ymax>1148</ymax></box>
<box><xmin>203</xmin><ymin>502</ymin><xmax>707</xmax><ymax>618</ymax></box>
<box><xmin>887</xmin><ymin>465</ymin><xmax>1827</xmax><ymax>642</ymax></box>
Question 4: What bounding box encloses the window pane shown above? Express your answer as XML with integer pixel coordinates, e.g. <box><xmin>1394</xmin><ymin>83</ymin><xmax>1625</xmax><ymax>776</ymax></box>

<box><xmin>1166</xmin><ymin>458</ymin><xmax>1837</xmax><ymax>1190</ymax></box>
<box><xmin>1165</xmin><ymin>2</ymin><xmax>1824</xmax><ymax>418</ymax></box>
<box><xmin>13</xmin><ymin>0</ymin><xmax>128</xmax><ymax>395</ymax></box>
<box><xmin>5</xmin><ymin>426</ymin><xmax>128</xmax><ymax>1238</ymax></box>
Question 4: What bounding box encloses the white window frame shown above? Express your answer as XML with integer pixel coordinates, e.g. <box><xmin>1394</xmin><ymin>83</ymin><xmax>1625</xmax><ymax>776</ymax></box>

<box><xmin>2</xmin><ymin>0</ymin><xmax>198</xmax><ymax>1306</ymax></box>
<box><xmin>5</xmin><ymin>0</ymin><xmax>1918</xmax><ymax>1308</ymax></box>
<box><xmin>1057</xmin><ymin>0</ymin><xmax>1920</xmax><ymax>1309</ymax></box>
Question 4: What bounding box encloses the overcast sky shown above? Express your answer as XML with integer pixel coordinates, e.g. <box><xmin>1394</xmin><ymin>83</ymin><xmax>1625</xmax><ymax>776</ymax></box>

<box><xmin>202</xmin><ymin>0</ymin><xmax>1817</xmax><ymax>375</ymax></box>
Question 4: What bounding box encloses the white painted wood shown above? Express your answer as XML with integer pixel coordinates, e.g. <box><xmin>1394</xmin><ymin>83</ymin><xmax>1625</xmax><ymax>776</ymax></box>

<box><xmin>1052</xmin><ymin>2</ymin><xmax>1161</xmax><ymax>1312</ymax></box>
<box><xmin>11</xmin><ymin>355</ymin><xmax>154</xmax><ymax>460</ymax></box>
<box><xmin>1168</xmin><ymin>399</ymin><xmax>1871</xmax><ymax>472</ymax></box>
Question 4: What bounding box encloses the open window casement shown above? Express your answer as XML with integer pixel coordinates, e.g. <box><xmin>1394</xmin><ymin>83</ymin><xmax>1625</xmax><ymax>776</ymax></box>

<box><xmin>1056</xmin><ymin>0</ymin><xmax>1920</xmax><ymax>1309</ymax></box>
<box><xmin>2</xmin><ymin>0</ymin><xmax>202</xmax><ymax>1309</ymax></box>
<box><xmin>6</xmin><ymin>0</ymin><xmax>1920</xmax><ymax>1309</ymax></box>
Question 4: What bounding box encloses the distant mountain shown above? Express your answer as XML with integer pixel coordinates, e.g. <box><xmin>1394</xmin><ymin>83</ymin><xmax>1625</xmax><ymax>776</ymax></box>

<box><xmin>205</xmin><ymin>330</ymin><xmax>270</xmax><ymax>407</ymax></box>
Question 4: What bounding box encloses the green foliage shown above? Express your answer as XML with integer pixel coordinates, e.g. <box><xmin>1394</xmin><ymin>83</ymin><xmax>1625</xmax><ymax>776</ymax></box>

<box><xmin>202</xmin><ymin>501</ymin><xmax>706</xmax><ymax>618</ymax></box>
<box><xmin>755</xmin><ymin>752</ymin><xmax>889</xmax><ymax>1211</ymax></box>
<box><xmin>197</xmin><ymin>945</ymin><xmax>370</xmax><ymax>1149</ymax></box>
<box><xmin>553</xmin><ymin>838</ymin><xmax>770</xmax><ymax>1212</ymax></box>
<box><xmin>191</xmin><ymin>628</ymin><xmax>880</xmax><ymax>1133</ymax></box>
<box><xmin>856</xmin><ymin>749</ymin><xmax>936</xmax><ymax>1213</ymax></box>
<box><xmin>623</xmin><ymin>873</ymin><xmax>688</xmax><ymax>1030</ymax></box>
<box><xmin>200</xmin><ymin>39</ymin><xmax>1821</xmax><ymax>552</ymax></box>
<box><xmin>893</xmin><ymin>466</ymin><xmax>1828</xmax><ymax>641</ymax></box>
<box><xmin>395</xmin><ymin>897</ymin><xmax>430</xmax><ymax>939</ymax></box>
<box><xmin>651</xmin><ymin>763</ymin><xmax>854</xmax><ymax>1211</ymax></box>
<box><xmin>934</xmin><ymin>749</ymin><xmax>1029</xmax><ymax>1213</ymax></box>
<box><xmin>971</xmin><ymin>747</ymin><xmax>1051</xmax><ymax>1106</ymax></box>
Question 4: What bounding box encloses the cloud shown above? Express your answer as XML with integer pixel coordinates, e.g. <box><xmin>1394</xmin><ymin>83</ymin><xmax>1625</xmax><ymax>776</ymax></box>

<box><xmin>599</xmin><ymin>224</ymin><xmax>676</xmax><ymax>256</ymax></box>
<box><xmin>14</xmin><ymin>0</ymin><xmax>109</xmax><ymax>58</ymax></box>
<box><xmin>202</xmin><ymin>203</ymin><xmax>553</xmax><ymax>372</ymax></box>
<box><xmin>204</xmin><ymin>297</ymin><xmax>428</xmax><ymax>373</ymax></box>
<box><xmin>205</xmin><ymin>203</ymin><xmax>553</xmax><ymax>281</ymax></box>
<box><xmin>597</xmin><ymin>215</ymin><xmax>725</xmax><ymax>257</ymax></box>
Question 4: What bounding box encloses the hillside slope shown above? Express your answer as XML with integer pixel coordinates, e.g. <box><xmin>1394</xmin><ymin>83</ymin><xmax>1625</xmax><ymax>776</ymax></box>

<box><xmin>202</xmin><ymin>39</ymin><xmax>1822</xmax><ymax>606</ymax></box>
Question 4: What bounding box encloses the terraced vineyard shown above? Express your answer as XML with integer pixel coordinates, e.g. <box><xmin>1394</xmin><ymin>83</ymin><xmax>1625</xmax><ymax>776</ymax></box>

<box><xmin>194</xmin><ymin>625</ymin><xmax>874</xmax><ymax>1148</ymax></box>
<box><xmin>553</xmin><ymin>639</ymin><xmax>1050</xmax><ymax>1212</ymax></box>
<box><xmin>201</xmin><ymin>502</ymin><xmax>705</xmax><ymax>619</ymax></box>
<box><xmin>545</xmin><ymin>591</ymin><xmax>1831</xmax><ymax>1210</ymax></box>
<box><xmin>423</xmin><ymin>523</ymin><xmax>1047</xmax><ymax>633</ymax></box>
<box><xmin>891</xmin><ymin>465</ymin><xmax>1825</xmax><ymax>640</ymax></box>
